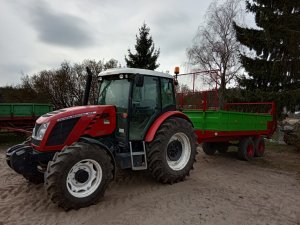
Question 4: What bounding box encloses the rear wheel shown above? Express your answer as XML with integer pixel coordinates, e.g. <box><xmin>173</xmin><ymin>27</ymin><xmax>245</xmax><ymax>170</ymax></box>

<box><xmin>202</xmin><ymin>142</ymin><xmax>217</xmax><ymax>155</ymax></box>
<box><xmin>216</xmin><ymin>142</ymin><xmax>229</xmax><ymax>153</ymax></box>
<box><xmin>238</xmin><ymin>137</ymin><xmax>255</xmax><ymax>161</ymax></box>
<box><xmin>202</xmin><ymin>142</ymin><xmax>229</xmax><ymax>155</ymax></box>
<box><xmin>147</xmin><ymin>117</ymin><xmax>197</xmax><ymax>184</ymax></box>
<box><xmin>254</xmin><ymin>136</ymin><xmax>265</xmax><ymax>157</ymax></box>
<box><xmin>45</xmin><ymin>142</ymin><xmax>114</xmax><ymax>210</ymax></box>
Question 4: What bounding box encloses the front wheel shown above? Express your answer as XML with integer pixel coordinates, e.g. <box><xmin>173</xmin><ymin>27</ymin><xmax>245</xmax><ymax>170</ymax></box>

<box><xmin>147</xmin><ymin>117</ymin><xmax>197</xmax><ymax>184</ymax></box>
<box><xmin>45</xmin><ymin>142</ymin><xmax>114</xmax><ymax>210</ymax></box>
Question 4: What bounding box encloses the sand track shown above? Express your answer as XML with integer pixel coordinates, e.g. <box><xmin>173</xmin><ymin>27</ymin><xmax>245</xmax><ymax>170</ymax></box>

<box><xmin>0</xmin><ymin>146</ymin><xmax>299</xmax><ymax>225</ymax></box>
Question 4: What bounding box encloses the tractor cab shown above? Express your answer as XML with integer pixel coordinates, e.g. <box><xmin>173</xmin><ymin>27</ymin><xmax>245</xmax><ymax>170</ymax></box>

<box><xmin>98</xmin><ymin>68</ymin><xmax>177</xmax><ymax>170</ymax></box>
<box><xmin>98</xmin><ymin>68</ymin><xmax>176</xmax><ymax>144</ymax></box>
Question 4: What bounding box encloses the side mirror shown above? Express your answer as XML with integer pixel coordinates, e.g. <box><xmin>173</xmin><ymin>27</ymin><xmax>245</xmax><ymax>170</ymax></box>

<box><xmin>135</xmin><ymin>74</ymin><xmax>144</xmax><ymax>87</ymax></box>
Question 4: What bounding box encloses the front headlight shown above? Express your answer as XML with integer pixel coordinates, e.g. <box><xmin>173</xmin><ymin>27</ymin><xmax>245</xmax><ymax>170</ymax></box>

<box><xmin>33</xmin><ymin>122</ymin><xmax>49</xmax><ymax>140</ymax></box>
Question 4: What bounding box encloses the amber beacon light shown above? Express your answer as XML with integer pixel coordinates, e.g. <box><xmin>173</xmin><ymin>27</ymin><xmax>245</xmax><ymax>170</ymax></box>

<box><xmin>174</xmin><ymin>66</ymin><xmax>180</xmax><ymax>75</ymax></box>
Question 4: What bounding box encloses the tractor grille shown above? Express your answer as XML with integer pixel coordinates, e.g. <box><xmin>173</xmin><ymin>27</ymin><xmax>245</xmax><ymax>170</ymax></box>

<box><xmin>46</xmin><ymin>117</ymin><xmax>80</xmax><ymax>146</ymax></box>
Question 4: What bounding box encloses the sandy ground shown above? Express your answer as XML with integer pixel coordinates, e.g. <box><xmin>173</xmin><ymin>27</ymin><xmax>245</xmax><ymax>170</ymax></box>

<box><xmin>0</xmin><ymin>144</ymin><xmax>300</xmax><ymax>225</ymax></box>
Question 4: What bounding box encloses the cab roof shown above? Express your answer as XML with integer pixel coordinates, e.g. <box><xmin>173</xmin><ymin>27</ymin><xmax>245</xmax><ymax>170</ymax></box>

<box><xmin>98</xmin><ymin>68</ymin><xmax>173</xmax><ymax>79</ymax></box>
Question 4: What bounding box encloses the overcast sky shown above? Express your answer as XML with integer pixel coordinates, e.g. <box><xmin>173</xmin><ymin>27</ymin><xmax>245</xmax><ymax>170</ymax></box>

<box><xmin>0</xmin><ymin>0</ymin><xmax>254</xmax><ymax>86</ymax></box>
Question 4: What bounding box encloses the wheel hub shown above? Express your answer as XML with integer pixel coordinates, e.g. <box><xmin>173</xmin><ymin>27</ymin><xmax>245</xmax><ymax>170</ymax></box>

<box><xmin>247</xmin><ymin>144</ymin><xmax>254</xmax><ymax>157</ymax></box>
<box><xmin>167</xmin><ymin>140</ymin><xmax>183</xmax><ymax>161</ymax></box>
<box><xmin>75</xmin><ymin>169</ymin><xmax>89</xmax><ymax>183</ymax></box>
<box><xmin>66</xmin><ymin>159</ymin><xmax>102</xmax><ymax>198</ymax></box>
<box><xmin>166</xmin><ymin>132</ymin><xmax>192</xmax><ymax>171</ymax></box>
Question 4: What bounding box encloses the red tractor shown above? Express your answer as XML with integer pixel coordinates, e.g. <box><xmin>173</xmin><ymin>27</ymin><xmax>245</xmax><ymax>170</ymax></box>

<box><xmin>6</xmin><ymin>68</ymin><xmax>197</xmax><ymax>209</ymax></box>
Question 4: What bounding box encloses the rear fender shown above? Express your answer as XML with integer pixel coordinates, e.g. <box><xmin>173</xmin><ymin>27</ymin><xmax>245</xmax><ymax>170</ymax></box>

<box><xmin>78</xmin><ymin>136</ymin><xmax>117</xmax><ymax>179</ymax></box>
<box><xmin>145</xmin><ymin>111</ymin><xmax>193</xmax><ymax>142</ymax></box>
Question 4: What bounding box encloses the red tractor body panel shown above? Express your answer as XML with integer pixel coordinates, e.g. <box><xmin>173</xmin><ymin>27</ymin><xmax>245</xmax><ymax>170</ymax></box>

<box><xmin>144</xmin><ymin>111</ymin><xmax>192</xmax><ymax>142</ymax></box>
<box><xmin>32</xmin><ymin>105</ymin><xmax>116</xmax><ymax>152</ymax></box>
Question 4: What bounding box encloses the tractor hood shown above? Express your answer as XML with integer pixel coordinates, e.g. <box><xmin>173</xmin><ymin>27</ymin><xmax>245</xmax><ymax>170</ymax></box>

<box><xmin>32</xmin><ymin>105</ymin><xmax>117</xmax><ymax>152</ymax></box>
<box><xmin>36</xmin><ymin>105</ymin><xmax>115</xmax><ymax>124</ymax></box>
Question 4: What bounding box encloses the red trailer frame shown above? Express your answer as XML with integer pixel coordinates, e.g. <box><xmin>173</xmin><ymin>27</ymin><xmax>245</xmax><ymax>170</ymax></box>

<box><xmin>0</xmin><ymin>116</ymin><xmax>37</xmax><ymax>135</ymax></box>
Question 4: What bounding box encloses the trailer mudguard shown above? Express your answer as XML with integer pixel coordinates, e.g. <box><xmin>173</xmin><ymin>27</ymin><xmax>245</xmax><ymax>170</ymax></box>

<box><xmin>144</xmin><ymin>111</ymin><xmax>193</xmax><ymax>142</ymax></box>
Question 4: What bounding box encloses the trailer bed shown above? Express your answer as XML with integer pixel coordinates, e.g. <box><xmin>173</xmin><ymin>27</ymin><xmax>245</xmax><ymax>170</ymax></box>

<box><xmin>185</xmin><ymin>110</ymin><xmax>272</xmax><ymax>131</ymax></box>
<box><xmin>0</xmin><ymin>103</ymin><xmax>53</xmax><ymax>133</ymax></box>
<box><xmin>184</xmin><ymin>106</ymin><xmax>276</xmax><ymax>143</ymax></box>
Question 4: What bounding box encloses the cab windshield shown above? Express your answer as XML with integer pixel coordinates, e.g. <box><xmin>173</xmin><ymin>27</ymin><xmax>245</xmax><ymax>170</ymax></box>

<box><xmin>98</xmin><ymin>78</ymin><xmax>130</xmax><ymax>109</ymax></box>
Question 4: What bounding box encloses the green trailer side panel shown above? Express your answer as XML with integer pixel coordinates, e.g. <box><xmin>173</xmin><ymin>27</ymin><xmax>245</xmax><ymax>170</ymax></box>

<box><xmin>33</xmin><ymin>105</ymin><xmax>53</xmax><ymax>116</ymax></box>
<box><xmin>184</xmin><ymin>110</ymin><xmax>272</xmax><ymax>131</ymax></box>
<box><xmin>0</xmin><ymin>105</ymin><xmax>11</xmax><ymax>116</ymax></box>
<box><xmin>0</xmin><ymin>103</ymin><xmax>53</xmax><ymax>117</ymax></box>
<box><xmin>13</xmin><ymin>105</ymin><xmax>34</xmax><ymax>116</ymax></box>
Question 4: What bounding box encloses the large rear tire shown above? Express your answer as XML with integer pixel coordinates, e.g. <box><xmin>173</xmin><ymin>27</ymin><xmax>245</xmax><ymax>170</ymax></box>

<box><xmin>45</xmin><ymin>142</ymin><xmax>114</xmax><ymax>210</ymax></box>
<box><xmin>147</xmin><ymin>117</ymin><xmax>197</xmax><ymax>184</ymax></box>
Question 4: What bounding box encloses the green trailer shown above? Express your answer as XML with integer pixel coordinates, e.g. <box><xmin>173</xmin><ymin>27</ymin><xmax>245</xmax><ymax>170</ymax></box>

<box><xmin>0</xmin><ymin>103</ymin><xmax>52</xmax><ymax>133</ymax></box>
<box><xmin>174</xmin><ymin>70</ymin><xmax>277</xmax><ymax>161</ymax></box>
<box><xmin>177</xmin><ymin>92</ymin><xmax>276</xmax><ymax>160</ymax></box>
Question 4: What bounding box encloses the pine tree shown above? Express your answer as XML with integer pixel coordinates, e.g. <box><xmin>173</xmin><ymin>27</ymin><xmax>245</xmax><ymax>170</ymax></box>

<box><xmin>234</xmin><ymin>0</ymin><xmax>300</xmax><ymax>110</ymax></box>
<box><xmin>125</xmin><ymin>23</ymin><xmax>160</xmax><ymax>70</ymax></box>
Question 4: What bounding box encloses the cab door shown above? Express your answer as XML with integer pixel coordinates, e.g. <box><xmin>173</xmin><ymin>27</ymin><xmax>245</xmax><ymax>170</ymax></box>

<box><xmin>129</xmin><ymin>76</ymin><xmax>161</xmax><ymax>140</ymax></box>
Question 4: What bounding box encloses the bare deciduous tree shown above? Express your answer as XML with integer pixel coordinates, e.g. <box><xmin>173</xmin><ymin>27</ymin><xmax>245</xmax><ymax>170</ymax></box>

<box><xmin>187</xmin><ymin>0</ymin><xmax>242</xmax><ymax>105</ymax></box>
<box><xmin>18</xmin><ymin>59</ymin><xmax>119</xmax><ymax>109</ymax></box>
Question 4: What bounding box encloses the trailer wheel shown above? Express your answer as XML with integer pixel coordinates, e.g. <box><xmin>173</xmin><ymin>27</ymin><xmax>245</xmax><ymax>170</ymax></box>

<box><xmin>238</xmin><ymin>137</ymin><xmax>255</xmax><ymax>161</ymax></box>
<box><xmin>45</xmin><ymin>142</ymin><xmax>113</xmax><ymax>210</ymax></box>
<box><xmin>215</xmin><ymin>142</ymin><xmax>229</xmax><ymax>153</ymax></box>
<box><xmin>147</xmin><ymin>117</ymin><xmax>197</xmax><ymax>184</ymax></box>
<box><xmin>202</xmin><ymin>142</ymin><xmax>217</xmax><ymax>155</ymax></box>
<box><xmin>254</xmin><ymin>137</ymin><xmax>265</xmax><ymax>157</ymax></box>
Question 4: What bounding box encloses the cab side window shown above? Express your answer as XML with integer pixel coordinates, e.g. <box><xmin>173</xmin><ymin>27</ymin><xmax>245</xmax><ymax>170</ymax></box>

<box><xmin>161</xmin><ymin>78</ymin><xmax>175</xmax><ymax>109</ymax></box>
<box><xmin>130</xmin><ymin>76</ymin><xmax>161</xmax><ymax>140</ymax></box>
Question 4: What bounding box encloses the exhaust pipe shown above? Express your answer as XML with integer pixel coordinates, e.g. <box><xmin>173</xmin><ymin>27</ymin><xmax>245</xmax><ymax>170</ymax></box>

<box><xmin>83</xmin><ymin>67</ymin><xmax>93</xmax><ymax>105</ymax></box>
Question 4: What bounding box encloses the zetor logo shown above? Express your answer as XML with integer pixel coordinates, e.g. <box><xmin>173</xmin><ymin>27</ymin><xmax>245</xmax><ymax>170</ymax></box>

<box><xmin>57</xmin><ymin>111</ymin><xmax>97</xmax><ymax>122</ymax></box>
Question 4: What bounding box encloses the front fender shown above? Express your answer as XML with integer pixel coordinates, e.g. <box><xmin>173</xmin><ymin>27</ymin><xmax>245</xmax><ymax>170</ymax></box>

<box><xmin>79</xmin><ymin>136</ymin><xmax>117</xmax><ymax>179</ymax></box>
<box><xmin>144</xmin><ymin>111</ymin><xmax>192</xmax><ymax>142</ymax></box>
